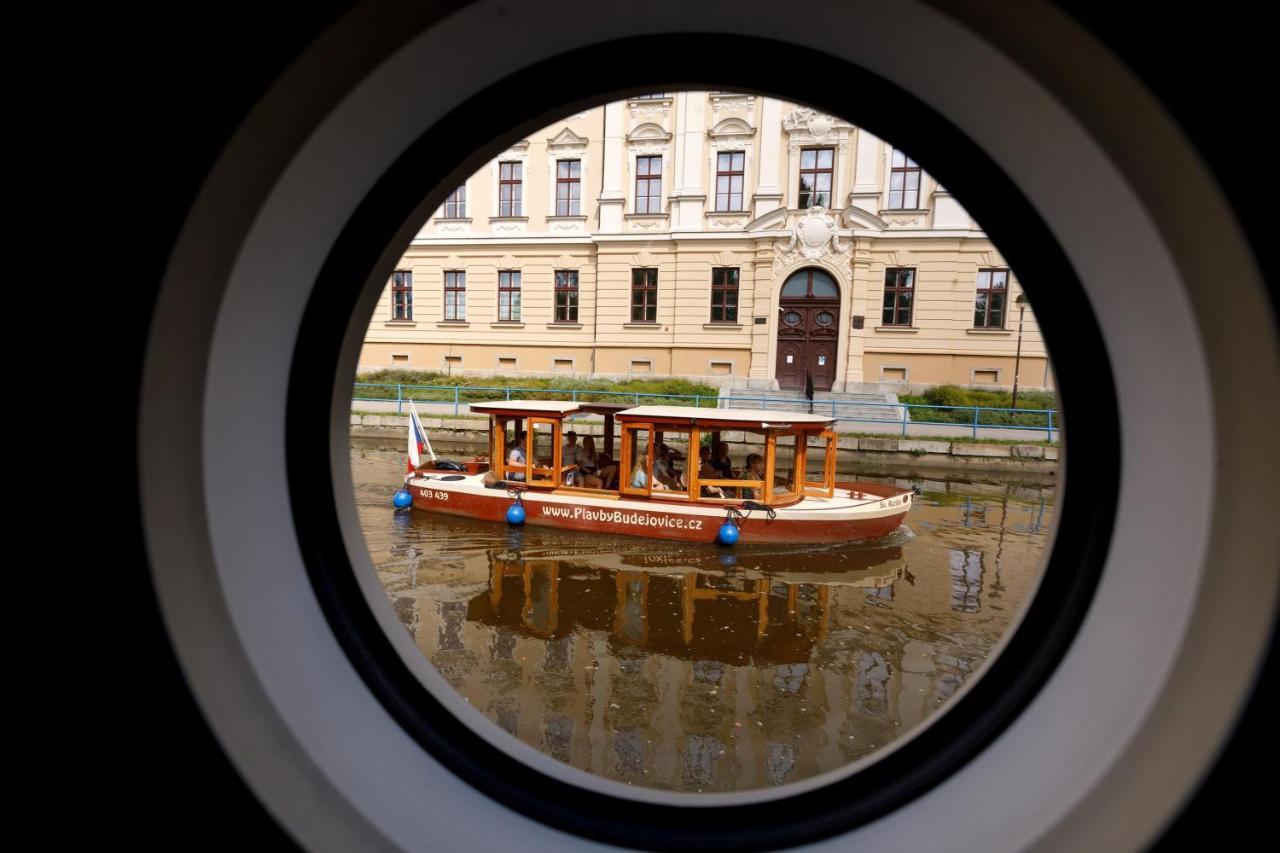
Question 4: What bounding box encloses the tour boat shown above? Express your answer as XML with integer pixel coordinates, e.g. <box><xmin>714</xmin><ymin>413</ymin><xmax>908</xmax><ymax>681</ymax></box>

<box><xmin>403</xmin><ymin>399</ymin><xmax>912</xmax><ymax>545</ymax></box>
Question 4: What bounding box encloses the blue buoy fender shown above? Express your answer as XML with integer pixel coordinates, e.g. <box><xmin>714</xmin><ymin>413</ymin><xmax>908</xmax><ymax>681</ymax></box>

<box><xmin>717</xmin><ymin>521</ymin><xmax>740</xmax><ymax>546</ymax></box>
<box><xmin>392</xmin><ymin>489</ymin><xmax>413</xmax><ymax>509</ymax></box>
<box><xmin>506</xmin><ymin>502</ymin><xmax>526</xmax><ymax>525</ymax></box>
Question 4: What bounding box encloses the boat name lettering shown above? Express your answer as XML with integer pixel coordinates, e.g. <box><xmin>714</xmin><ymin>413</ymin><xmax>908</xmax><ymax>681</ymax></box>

<box><xmin>418</xmin><ymin>488</ymin><xmax>450</xmax><ymax>501</ymax></box>
<box><xmin>540</xmin><ymin>504</ymin><xmax>704</xmax><ymax>530</ymax></box>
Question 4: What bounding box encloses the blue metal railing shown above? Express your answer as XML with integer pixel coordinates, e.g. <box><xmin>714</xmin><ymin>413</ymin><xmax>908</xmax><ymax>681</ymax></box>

<box><xmin>352</xmin><ymin>383</ymin><xmax>1060</xmax><ymax>441</ymax></box>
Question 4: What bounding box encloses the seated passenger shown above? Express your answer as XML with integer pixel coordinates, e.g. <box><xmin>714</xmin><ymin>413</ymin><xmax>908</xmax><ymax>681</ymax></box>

<box><xmin>576</xmin><ymin>435</ymin><xmax>603</xmax><ymax>489</ymax></box>
<box><xmin>653</xmin><ymin>445</ymin><xmax>683</xmax><ymax>490</ymax></box>
<box><xmin>740</xmin><ymin>453</ymin><xmax>765</xmax><ymax>500</ymax></box>
<box><xmin>630</xmin><ymin>461</ymin><xmax>648</xmax><ymax>489</ymax></box>
<box><xmin>506</xmin><ymin>435</ymin><xmax>527</xmax><ymax>481</ymax></box>
<box><xmin>711</xmin><ymin>442</ymin><xmax>734</xmax><ymax>479</ymax></box>
<box><xmin>698</xmin><ymin>452</ymin><xmax>726</xmax><ymax>498</ymax></box>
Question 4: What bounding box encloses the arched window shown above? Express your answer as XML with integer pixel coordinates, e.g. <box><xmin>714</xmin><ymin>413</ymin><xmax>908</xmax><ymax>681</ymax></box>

<box><xmin>781</xmin><ymin>268</ymin><xmax>839</xmax><ymax>299</ymax></box>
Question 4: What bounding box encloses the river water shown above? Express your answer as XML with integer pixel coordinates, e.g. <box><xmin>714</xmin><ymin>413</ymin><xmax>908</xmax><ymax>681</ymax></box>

<box><xmin>352</xmin><ymin>445</ymin><xmax>1054</xmax><ymax>793</ymax></box>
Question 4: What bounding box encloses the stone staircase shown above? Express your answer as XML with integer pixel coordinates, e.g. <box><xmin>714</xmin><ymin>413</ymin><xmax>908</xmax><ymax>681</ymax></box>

<box><xmin>722</xmin><ymin>387</ymin><xmax>906</xmax><ymax>425</ymax></box>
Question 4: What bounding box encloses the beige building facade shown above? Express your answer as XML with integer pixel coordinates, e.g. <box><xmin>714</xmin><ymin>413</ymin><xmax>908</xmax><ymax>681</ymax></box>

<box><xmin>361</xmin><ymin>92</ymin><xmax>1053</xmax><ymax>393</ymax></box>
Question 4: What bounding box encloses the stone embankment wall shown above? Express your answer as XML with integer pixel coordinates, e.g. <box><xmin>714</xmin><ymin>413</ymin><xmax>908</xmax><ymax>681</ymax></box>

<box><xmin>351</xmin><ymin>414</ymin><xmax>1059</xmax><ymax>474</ymax></box>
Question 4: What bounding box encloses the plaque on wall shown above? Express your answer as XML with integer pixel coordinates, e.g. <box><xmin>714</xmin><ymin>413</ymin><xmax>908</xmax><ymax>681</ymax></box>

<box><xmin>754</xmin><ymin>317</ymin><xmax>767</xmax><ymax>324</ymax></box>
<box><xmin>852</xmin><ymin>315</ymin><xmax>865</xmax><ymax>329</ymax></box>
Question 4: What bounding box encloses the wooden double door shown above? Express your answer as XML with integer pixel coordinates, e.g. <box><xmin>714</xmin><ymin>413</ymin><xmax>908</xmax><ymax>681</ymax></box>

<box><xmin>776</xmin><ymin>297</ymin><xmax>840</xmax><ymax>391</ymax></box>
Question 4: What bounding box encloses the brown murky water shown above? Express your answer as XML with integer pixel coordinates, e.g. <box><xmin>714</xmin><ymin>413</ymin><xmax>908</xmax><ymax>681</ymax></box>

<box><xmin>353</xmin><ymin>446</ymin><xmax>1054</xmax><ymax>792</ymax></box>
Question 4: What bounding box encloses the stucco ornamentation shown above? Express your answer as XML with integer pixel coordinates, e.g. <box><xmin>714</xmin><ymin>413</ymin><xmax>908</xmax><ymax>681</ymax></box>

<box><xmin>783</xmin><ymin>207</ymin><xmax>846</xmax><ymax>260</ymax></box>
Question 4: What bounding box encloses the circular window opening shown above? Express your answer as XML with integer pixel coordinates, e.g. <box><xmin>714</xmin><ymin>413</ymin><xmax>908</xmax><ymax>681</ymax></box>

<box><xmin>286</xmin><ymin>34</ymin><xmax>1118</xmax><ymax>849</ymax></box>
<box><xmin>340</xmin><ymin>89</ymin><xmax>1075</xmax><ymax>803</ymax></box>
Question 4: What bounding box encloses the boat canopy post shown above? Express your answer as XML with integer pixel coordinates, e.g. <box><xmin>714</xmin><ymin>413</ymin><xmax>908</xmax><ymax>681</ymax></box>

<box><xmin>603</xmin><ymin>412</ymin><xmax>615</xmax><ymax>461</ymax></box>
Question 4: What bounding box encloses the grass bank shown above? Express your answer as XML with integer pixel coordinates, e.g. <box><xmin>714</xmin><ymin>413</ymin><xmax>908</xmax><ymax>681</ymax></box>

<box><xmin>354</xmin><ymin>370</ymin><xmax>720</xmax><ymax>406</ymax></box>
<box><xmin>900</xmin><ymin>385</ymin><xmax>1058</xmax><ymax>428</ymax></box>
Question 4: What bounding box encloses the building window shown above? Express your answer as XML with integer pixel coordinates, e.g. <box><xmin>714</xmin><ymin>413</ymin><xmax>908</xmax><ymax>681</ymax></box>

<box><xmin>554</xmin><ymin>270</ymin><xmax>579</xmax><ymax>323</ymax></box>
<box><xmin>888</xmin><ymin>149</ymin><xmax>921</xmax><ymax>209</ymax></box>
<box><xmin>882</xmin><ymin>268</ymin><xmax>915</xmax><ymax>326</ymax></box>
<box><xmin>798</xmin><ymin>147</ymin><xmax>833</xmax><ymax>208</ymax></box>
<box><xmin>498</xmin><ymin>270</ymin><xmax>522</xmax><ymax>322</ymax></box>
<box><xmin>632</xmin><ymin>92</ymin><xmax>667</xmax><ymax>99</ymax></box>
<box><xmin>631</xmin><ymin>268</ymin><xmax>658</xmax><ymax>323</ymax></box>
<box><xmin>715</xmin><ymin>151</ymin><xmax>745</xmax><ymax>212</ymax></box>
<box><xmin>391</xmin><ymin>270</ymin><xmax>413</xmax><ymax>320</ymax></box>
<box><xmin>443</xmin><ymin>185</ymin><xmax>466</xmax><ymax>218</ymax></box>
<box><xmin>974</xmin><ymin>268</ymin><xmax>1009</xmax><ymax>328</ymax></box>
<box><xmin>710</xmin><ymin>268</ymin><xmax>739</xmax><ymax>323</ymax></box>
<box><xmin>556</xmin><ymin>160</ymin><xmax>581</xmax><ymax>216</ymax></box>
<box><xmin>635</xmin><ymin>156</ymin><xmax>662</xmax><ymax>214</ymax></box>
<box><xmin>443</xmin><ymin>271</ymin><xmax>466</xmax><ymax>320</ymax></box>
<box><xmin>498</xmin><ymin>161</ymin><xmax>522</xmax><ymax>217</ymax></box>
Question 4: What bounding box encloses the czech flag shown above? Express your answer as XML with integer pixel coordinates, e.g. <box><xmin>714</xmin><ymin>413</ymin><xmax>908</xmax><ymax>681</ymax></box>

<box><xmin>407</xmin><ymin>405</ymin><xmax>428</xmax><ymax>473</ymax></box>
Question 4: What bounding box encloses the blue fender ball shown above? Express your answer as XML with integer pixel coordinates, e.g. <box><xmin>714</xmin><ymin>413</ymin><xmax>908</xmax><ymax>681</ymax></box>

<box><xmin>506</xmin><ymin>503</ymin><xmax>526</xmax><ymax>525</ymax></box>
<box><xmin>717</xmin><ymin>521</ymin><xmax>740</xmax><ymax>546</ymax></box>
<box><xmin>393</xmin><ymin>489</ymin><xmax>413</xmax><ymax>509</ymax></box>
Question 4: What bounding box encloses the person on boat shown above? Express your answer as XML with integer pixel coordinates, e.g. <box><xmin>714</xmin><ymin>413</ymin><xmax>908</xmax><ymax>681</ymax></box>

<box><xmin>653</xmin><ymin>444</ymin><xmax>684</xmax><ymax>490</ymax></box>
<box><xmin>561</xmin><ymin>430</ymin><xmax>586</xmax><ymax>486</ymax></box>
<box><xmin>740</xmin><ymin>453</ymin><xmax>765</xmax><ymax>499</ymax></box>
<box><xmin>697</xmin><ymin>448</ymin><xmax>726</xmax><ymax>498</ymax></box>
<box><xmin>573</xmin><ymin>435</ymin><xmax>603</xmax><ymax>489</ymax></box>
<box><xmin>506</xmin><ymin>432</ymin><xmax>527</xmax><ymax>481</ymax></box>
<box><xmin>712</xmin><ymin>441</ymin><xmax>734</xmax><ymax>479</ymax></box>
<box><xmin>630</xmin><ymin>458</ymin><xmax>649</xmax><ymax>489</ymax></box>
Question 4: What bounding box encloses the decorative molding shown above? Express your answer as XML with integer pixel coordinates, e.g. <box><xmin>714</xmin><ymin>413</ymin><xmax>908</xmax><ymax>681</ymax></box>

<box><xmin>631</xmin><ymin>250</ymin><xmax>662</xmax><ymax>268</ymax></box>
<box><xmin>627</xmin><ymin>97</ymin><xmax>672</xmax><ymax>121</ymax></box>
<box><xmin>780</xmin><ymin>206</ymin><xmax>847</xmax><ymax>262</ymax></box>
<box><xmin>842</xmin><ymin>204</ymin><xmax>888</xmax><ymax>231</ymax></box>
<box><xmin>707</xmin><ymin>117</ymin><xmax>756</xmax><ymax>144</ymax></box>
<box><xmin>546</xmin><ymin>127</ymin><xmax>590</xmax><ymax>150</ymax></box>
<box><xmin>706</xmin><ymin>212</ymin><xmax>750</xmax><ymax>230</ymax></box>
<box><xmin>744</xmin><ymin>207</ymin><xmax>789</xmax><ymax>232</ymax></box>
<box><xmin>498</xmin><ymin>254</ymin><xmax>518</xmax><ymax>268</ymax></box>
<box><xmin>554</xmin><ymin>254</ymin><xmax>579</xmax><ymax>270</ymax></box>
<box><xmin>782</xmin><ymin>108</ymin><xmax>852</xmax><ymax>142</ymax></box>
<box><xmin>709</xmin><ymin>92</ymin><xmax>756</xmax><ymax>117</ymax></box>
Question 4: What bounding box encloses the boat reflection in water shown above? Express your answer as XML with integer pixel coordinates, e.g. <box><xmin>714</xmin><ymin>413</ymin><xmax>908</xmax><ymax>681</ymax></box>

<box><xmin>362</xmin><ymin>446</ymin><xmax>1053</xmax><ymax>792</ymax></box>
<box><xmin>420</xmin><ymin>536</ymin><xmax>972</xmax><ymax>793</ymax></box>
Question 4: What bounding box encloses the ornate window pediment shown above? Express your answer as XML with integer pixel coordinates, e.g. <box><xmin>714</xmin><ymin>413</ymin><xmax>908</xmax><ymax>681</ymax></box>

<box><xmin>547</xmin><ymin>127</ymin><xmax>589</xmax><ymax>151</ymax></box>
<box><xmin>708</xmin><ymin>117</ymin><xmax>756</xmax><ymax>142</ymax></box>
<box><xmin>627</xmin><ymin>122</ymin><xmax>672</xmax><ymax>144</ymax></box>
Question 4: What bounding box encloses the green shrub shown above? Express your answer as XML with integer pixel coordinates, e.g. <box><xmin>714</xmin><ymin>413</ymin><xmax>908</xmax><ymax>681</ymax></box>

<box><xmin>900</xmin><ymin>385</ymin><xmax>1058</xmax><ymax>428</ymax></box>
<box><xmin>353</xmin><ymin>371</ymin><xmax>720</xmax><ymax>407</ymax></box>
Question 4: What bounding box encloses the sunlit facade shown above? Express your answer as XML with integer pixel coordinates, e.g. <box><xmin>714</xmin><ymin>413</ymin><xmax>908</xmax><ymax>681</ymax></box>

<box><xmin>361</xmin><ymin>93</ymin><xmax>1052</xmax><ymax>393</ymax></box>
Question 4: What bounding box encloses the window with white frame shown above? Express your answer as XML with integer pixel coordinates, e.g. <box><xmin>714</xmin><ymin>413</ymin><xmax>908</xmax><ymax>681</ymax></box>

<box><xmin>498</xmin><ymin>161</ymin><xmax>522</xmax><ymax>216</ymax></box>
<box><xmin>715</xmin><ymin>151</ymin><xmax>745</xmax><ymax>212</ymax></box>
<box><xmin>555</xmin><ymin>160</ymin><xmax>581</xmax><ymax>216</ymax></box>
<box><xmin>888</xmin><ymin>149</ymin><xmax>921</xmax><ymax>209</ymax></box>
<box><xmin>443</xmin><ymin>271</ymin><xmax>466</xmax><ymax>320</ymax></box>
<box><xmin>635</xmin><ymin>156</ymin><xmax>662</xmax><ymax>214</ymax></box>
<box><xmin>498</xmin><ymin>270</ymin><xmax>522</xmax><ymax>322</ymax></box>
<box><xmin>442</xmin><ymin>185</ymin><xmax>466</xmax><ymax>218</ymax></box>
<box><xmin>974</xmin><ymin>268</ymin><xmax>1009</xmax><ymax>328</ymax></box>
<box><xmin>391</xmin><ymin>270</ymin><xmax>412</xmax><ymax>320</ymax></box>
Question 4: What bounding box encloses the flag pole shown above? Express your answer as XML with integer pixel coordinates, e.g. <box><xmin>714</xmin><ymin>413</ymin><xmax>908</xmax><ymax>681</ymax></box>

<box><xmin>410</xmin><ymin>399</ymin><xmax>437</xmax><ymax>461</ymax></box>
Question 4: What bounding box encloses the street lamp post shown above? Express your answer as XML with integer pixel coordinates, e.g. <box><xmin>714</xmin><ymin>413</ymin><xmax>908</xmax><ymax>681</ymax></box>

<box><xmin>1011</xmin><ymin>293</ymin><xmax>1029</xmax><ymax>409</ymax></box>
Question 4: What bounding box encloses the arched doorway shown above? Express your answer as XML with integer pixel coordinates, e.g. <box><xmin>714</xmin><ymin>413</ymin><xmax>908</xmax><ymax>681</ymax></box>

<box><xmin>776</xmin><ymin>267</ymin><xmax>841</xmax><ymax>391</ymax></box>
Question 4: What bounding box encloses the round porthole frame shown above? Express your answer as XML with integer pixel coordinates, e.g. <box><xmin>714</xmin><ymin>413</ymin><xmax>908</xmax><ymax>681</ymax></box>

<box><xmin>138</xmin><ymin>2</ymin><xmax>1279</xmax><ymax>851</ymax></box>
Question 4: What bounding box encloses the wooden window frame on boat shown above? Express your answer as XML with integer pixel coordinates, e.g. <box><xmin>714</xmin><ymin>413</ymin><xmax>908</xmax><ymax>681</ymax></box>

<box><xmin>805</xmin><ymin>431</ymin><xmax>839</xmax><ymax>498</ymax></box>
<box><xmin>619</xmin><ymin>422</ymin><xmax>654</xmax><ymax>498</ymax></box>
<box><xmin>526</xmin><ymin>417</ymin><xmax>568</xmax><ymax>486</ymax></box>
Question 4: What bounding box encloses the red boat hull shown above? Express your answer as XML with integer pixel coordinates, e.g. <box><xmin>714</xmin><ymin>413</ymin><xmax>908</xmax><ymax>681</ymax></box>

<box><xmin>409</xmin><ymin>482</ymin><xmax>908</xmax><ymax>545</ymax></box>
